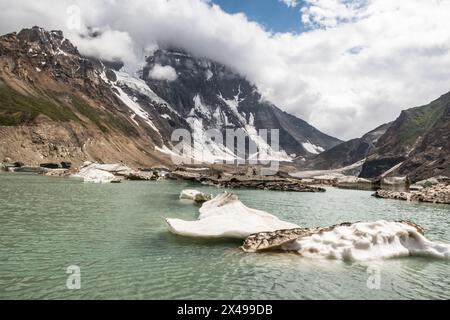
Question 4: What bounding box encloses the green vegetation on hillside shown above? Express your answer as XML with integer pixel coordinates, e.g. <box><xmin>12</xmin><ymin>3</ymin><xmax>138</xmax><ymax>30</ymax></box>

<box><xmin>398</xmin><ymin>100</ymin><xmax>447</xmax><ymax>145</ymax></box>
<box><xmin>70</xmin><ymin>95</ymin><xmax>109</xmax><ymax>133</ymax></box>
<box><xmin>0</xmin><ymin>86</ymin><xmax>78</xmax><ymax>125</ymax></box>
<box><xmin>0</xmin><ymin>86</ymin><xmax>138</xmax><ymax>136</ymax></box>
<box><xmin>70</xmin><ymin>95</ymin><xmax>139</xmax><ymax>136</ymax></box>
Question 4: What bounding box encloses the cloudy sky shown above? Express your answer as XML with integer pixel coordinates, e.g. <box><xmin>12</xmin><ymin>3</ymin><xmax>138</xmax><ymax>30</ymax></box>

<box><xmin>0</xmin><ymin>0</ymin><xmax>449</xmax><ymax>140</ymax></box>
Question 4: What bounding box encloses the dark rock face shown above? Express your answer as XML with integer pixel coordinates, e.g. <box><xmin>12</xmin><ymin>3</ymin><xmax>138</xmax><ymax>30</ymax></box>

<box><xmin>143</xmin><ymin>48</ymin><xmax>342</xmax><ymax>158</ymax></box>
<box><xmin>17</xmin><ymin>27</ymin><xmax>79</xmax><ymax>56</ymax></box>
<box><xmin>359</xmin><ymin>157</ymin><xmax>406</xmax><ymax>178</ymax></box>
<box><xmin>40</xmin><ymin>163</ymin><xmax>60</xmax><ymax>169</ymax></box>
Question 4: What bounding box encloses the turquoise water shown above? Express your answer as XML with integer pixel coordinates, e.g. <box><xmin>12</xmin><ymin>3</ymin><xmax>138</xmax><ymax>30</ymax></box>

<box><xmin>0</xmin><ymin>173</ymin><xmax>449</xmax><ymax>300</ymax></box>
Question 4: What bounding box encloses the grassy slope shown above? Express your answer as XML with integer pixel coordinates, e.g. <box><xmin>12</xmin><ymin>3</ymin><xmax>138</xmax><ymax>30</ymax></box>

<box><xmin>0</xmin><ymin>86</ymin><xmax>78</xmax><ymax>125</ymax></box>
<box><xmin>0</xmin><ymin>85</ymin><xmax>139</xmax><ymax>136</ymax></box>
<box><xmin>397</xmin><ymin>98</ymin><xmax>447</xmax><ymax>146</ymax></box>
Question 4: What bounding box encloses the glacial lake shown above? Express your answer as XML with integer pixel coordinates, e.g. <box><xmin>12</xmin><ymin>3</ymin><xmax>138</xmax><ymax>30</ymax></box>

<box><xmin>0</xmin><ymin>172</ymin><xmax>449</xmax><ymax>300</ymax></box>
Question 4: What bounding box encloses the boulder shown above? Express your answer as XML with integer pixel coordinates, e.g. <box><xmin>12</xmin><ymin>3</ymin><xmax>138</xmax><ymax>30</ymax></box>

<box><xmin>13</xmin><ymin>162</ymin><xmax>24</xmax><ymax>168</ymax></box>
<box><xmin>60</xmin><ymin>162</ymin><xmax>72</xmax><ymax>169</ymax></box>
<box><xmin>179</xmin><ymin>189</ymin><xmax>213</xmax><ymax>203</ymax></box>
<box><xmin>125</xmin><ymin>171</ymin><xmax>156</xmax><ymax>181</ymax></box>
<box><xmin>40</xmin><ymin>163</ymin><xmax>60</xmax><ymax>169</ymax></box>
<box><xmin>337</xmin><ymin>176</ymin><xmax>375</xmax><ymax>191</ymax></box>
<box><xmin>381</xmin><ymin>176</ymin><xmax>410</xmax><ymax>191</ymax></box>
<box><xmin>166</xmin><ymin>192</ymin><xmax>299</xmax><ymax>239</ymax></box>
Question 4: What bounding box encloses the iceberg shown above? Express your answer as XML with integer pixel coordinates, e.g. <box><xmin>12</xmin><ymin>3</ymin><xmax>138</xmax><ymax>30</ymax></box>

<box><xmin>167</xmin><ymin>191</ymin><xmax>450</xmax><ymax>261</ymax></box>
<box><xmin>166</xmin><ymin>192</ymin><xmax>299</xmax><ymax>239</ymax></box>
<box><xmin>71</xmin><ymin>162</ymin><xmax>127</xmax><ymax>183</ymax></box>
<box><xmin>242</xmin><ymin>220</ymin><xmax>450</xmax><ymax>261</ymax></box>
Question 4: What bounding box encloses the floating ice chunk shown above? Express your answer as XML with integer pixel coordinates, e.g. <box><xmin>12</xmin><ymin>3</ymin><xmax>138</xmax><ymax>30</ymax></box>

<box><xmin>166</xmin><ymin>192</ymin><xmax>299</xmax><ymax>239</ymax></box>
<box><xmin>243</xmin><ymin>220</ymin><xmax>450</xmax><ymax>261</ymax></box>
<box><xmin>72</xmin><ymin>166</ymin><xmax>117</xmax><ymax>184</ymax></box>
<box><xmin>71</xmin><ymin>162</ymin><xmax>131</xmax><ymax>183</ymax></box>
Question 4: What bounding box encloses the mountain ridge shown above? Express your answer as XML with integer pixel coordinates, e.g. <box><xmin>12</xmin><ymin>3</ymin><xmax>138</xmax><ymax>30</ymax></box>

<box><xmin>297</xmin><ymin>91</ymin><xmax>450</xmax><ymax>182</ymax></box>
<box><xmin>0</xmin><ymin>27</ymin><xmax>341</xmax><ymax>167</ymax></box>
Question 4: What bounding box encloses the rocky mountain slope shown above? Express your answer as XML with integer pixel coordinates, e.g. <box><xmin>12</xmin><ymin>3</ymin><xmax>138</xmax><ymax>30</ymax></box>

<box><xmin>297</xmin><ymin>122</ymin><xmax>391</xmax><ymax>171</ymax></box>
<box><xmin>298</xmin><ymin>91</ymin><xmax>450</xmax><ymax>182</ymax></box>
<box><xmin>142</xmin><ymin>48</ymin><xmax>341</xmax><ymax>161</ymax></box>
<box><xmin>0</xmin><ymin>27</ymin><xmax>341</xmax><ymax>167</ymax></box>
<box><xmin>360</xmin><ymin>92</ymin><xmax>450</xmax><ymax>181</ymax></box>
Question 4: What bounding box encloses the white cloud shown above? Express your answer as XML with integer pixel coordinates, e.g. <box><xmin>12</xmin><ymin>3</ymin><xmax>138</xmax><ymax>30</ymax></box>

<box><xmin>148</xmin><ymin>64</ymin><xmax>178</xmax><ymax>82</ymax></box>
<box><xmin>279</xmin><ymin>0</ymin><xmax>299</xmax><ymax>8</ymax></box>
<box><xmin>0</xmin><ymin>0</ymin><xmax>449</xmax><ymax>140</ymax></box>
<box><xmin>301</xmin><ymin>0</ymin><xmax>369</xmax><ymax>28</ymax></box>
<box><xmin>75</xmin><ymin>29</ymin><xmax>135</xmax><ymax>63</ymax></box>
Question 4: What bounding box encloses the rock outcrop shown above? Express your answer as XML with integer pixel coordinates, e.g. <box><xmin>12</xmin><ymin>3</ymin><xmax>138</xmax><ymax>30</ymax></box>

<box><xmin>171</xmin><ymin>169</ymin><xmax>325</xmax><ymax>192</ymax></box>
<box><xmin>179</xmin><ymin>189</ymin><xmax>213</xmax><ymax>203</ymax></box>
<box><xmin>373</xmin><ymin>182</ymin><xmax>450</xmax><ymax>204</ymax></box>
<box><xmin>336</xmin><ymin>176</ymin><xmax>375</xmax><ymax>191</ymax></box>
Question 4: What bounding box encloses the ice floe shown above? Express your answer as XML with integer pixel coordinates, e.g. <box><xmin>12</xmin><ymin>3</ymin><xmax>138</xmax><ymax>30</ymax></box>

<box><xmin>243</xmin><ymin>220</ymin><xmax>450</xmax><ymax>261</ymax></box>
<box><xmin>166</xmin><ymin>192</ymin><xmax>299</xmax><ymax>239</ymax></box>
<box><xmin>71</xmin><ymin>162</ymin><xmax>131</xmax><ymax>183</ymax></box>
<box><xmin>167</xmin><ymin>191</ymin><xmax>450</xmax><ymax>261</ymax></box>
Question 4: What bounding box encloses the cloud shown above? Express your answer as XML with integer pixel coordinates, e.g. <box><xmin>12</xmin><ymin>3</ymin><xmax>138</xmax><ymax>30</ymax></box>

<box><xmin>75</xmin><ymin>29</ymin><xmax>135</xmax><ymax>63</ymax></box>
<box><xmin>279</xmin><ymin>0</ymin><xmax>299</xmax><ymax>8</ymax></box>
<box><xmin>0</xmin><ymin>0</ymin><xmax>449</xmax><ymax>140</ymax></box>
<box><xmin>301</xmin><ymin>0</ymin><xmax>369</xmax><ymax>28</ymax></box>
<box><xmin>148</xmin><ymin>64</ymin><xmax>178</xmax><ymax>82</ymax></box>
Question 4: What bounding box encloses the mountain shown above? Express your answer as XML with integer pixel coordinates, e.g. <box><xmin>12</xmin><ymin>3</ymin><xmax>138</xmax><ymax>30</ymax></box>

<box><xmin>360</xmin><ymin>92</ymin><xmax>450</xmax><ymax>181</ymax></box>
<box><xmin>0</xmin><ymin>27</ymin><xmax>174</xmax><ymax>167</ymax></box>
<box><xmin>298</xmin><ymin>90</ymin><xmax>450</xmax><ymax>182</ymax></box>
<box><xmin>142</xmin><ymin>48</ymin><xmax>341</xmax><ymax>161</ymax></box>
<box><xmin>297</xmin><ymin>122</ymin><xmax>391</xmax><ymax>171</ymax></box>
<box><xmin>0</xmin><ymin>27</ymin><xmax>341</xmax><ymax>167</ymax></box>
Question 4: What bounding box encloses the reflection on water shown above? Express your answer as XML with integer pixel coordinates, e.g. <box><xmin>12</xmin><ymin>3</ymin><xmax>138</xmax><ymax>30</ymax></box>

<box><xmin>0</xmin><ymin>172</ymin><xmax>449</xmax><ymax>300</ymax></box>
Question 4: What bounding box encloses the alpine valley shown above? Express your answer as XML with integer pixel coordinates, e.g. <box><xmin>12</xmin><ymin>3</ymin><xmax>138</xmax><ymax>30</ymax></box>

<box><xmin>0</xmin><ymin>27</ymin><xmax>449</xmax><ymax>184</ymax></box>
<box><xmin>0</xmin><ymin>27</ymin><xmax>341</xmax><ymax>168</ymax></box>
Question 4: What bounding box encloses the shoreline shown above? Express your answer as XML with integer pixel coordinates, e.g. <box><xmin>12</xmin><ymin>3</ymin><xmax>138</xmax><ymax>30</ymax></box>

<box><xmin>2</xmin><ymin>161</ymin><xmax>450</xmax><ymax>204</ymax></box>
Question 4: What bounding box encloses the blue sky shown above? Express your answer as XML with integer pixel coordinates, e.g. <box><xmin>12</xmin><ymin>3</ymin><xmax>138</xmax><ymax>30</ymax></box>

<box><xmin>211</xmin><ymin>0</ymin><xmax>305</xmax><ymax>33</ymax></box>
